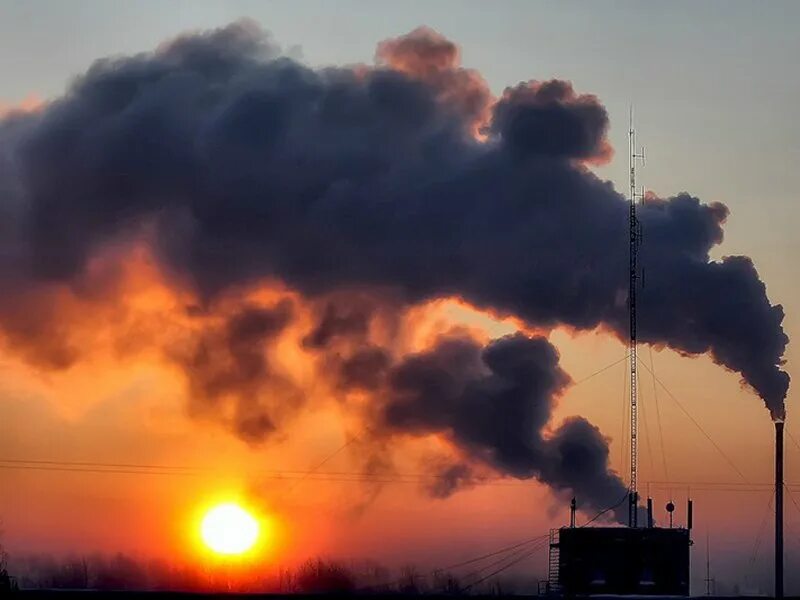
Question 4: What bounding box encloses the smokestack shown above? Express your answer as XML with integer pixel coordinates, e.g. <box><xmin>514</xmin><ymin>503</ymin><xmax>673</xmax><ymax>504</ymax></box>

<box><xmin>647</xmin><ymin>498</ymin><xmax>653</xmax><ymax>528</ymax></box>
<box><xmin>687</xmin><ymin>499</ymin><xmax>693</xmax><ymax>530</ymax></box>
<box><xmin>776</xmin><ymin>420</ymin><xmax>784</xmax><ymax>599</ymax></box>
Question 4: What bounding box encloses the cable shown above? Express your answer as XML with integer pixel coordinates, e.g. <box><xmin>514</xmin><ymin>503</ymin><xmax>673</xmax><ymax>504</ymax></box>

<box><xmin>8</xmin><ymin>461</ymin><xmax>799</xmax><ymax>493</ymax></box>
<box><xmin>0</xmin><ymin>464</ymin><xmax>447</xmax><ymax>485</ymax></box>
<box><xmin>784</xmin><ymin>484</ymin><xmax>800</xmax><ymax>517</ymax></box>
<box><xmin>6</xmin><ymin>459</ymin><xmax>799</xmax><ymax>492</ymax></box>
<box><xmin>639</xmin><ymin>372</ymin><xmax>655</xmax><ymax>477</ymax></box>
<box><xmin>280</xmin><ymin>437</ymin><xmax>358</xmax><ymax>497</ymax></box>
<box><xmin>637</xmin><ymin>358</ymin><xmax>749</xmax><ymax>483</ymax></box>
<box><xmin>645</xmin><ymin>484</ymin><xmax>793</xmax><ymax>493</ymax></box>
<box><xmin>437</xmin><ymin>533</ymin><xmax>549</xmax><ymax>572</ymax></box>
<box><xmin>572</xmin><ymin>354</ymin><xmax>629</xmax><ymax>387</ymax></box>
<box><xmin>451</xmin><ymin>537</ymin><xmax>548</xmax><ymax>582</ymax></box>
<box><xmin>461</xmin><ymin>538</ymin><xmax>548</xmax><ymax>592</ymax></box>
<box><xmin>580</xmin><ymin>491</ymin><xmax>630</xmax><ymax>528</ymax></box>
<box><xmin>648</xmin><ymin>346</ymin><xmax>670</xmax><ymax>488</ymax></box>
<box><xmin>0</xmin><ymin>458</ymin><xmax>202</xmax><ymax>471</ymax></box>
<box><xmin>748</xmin><ymin>490</ymin><xmax>774</xmax><ymax>580</ymax></box>
<box><xmin>786</xmin><ymin>428</ymin><xmax>800</xmax><ymax>454</ymax></box>
<box><xmin>0</xmin><ymin>464</ymin><xmax>203</xmax><ymax>477</ymax></box>
<box><xmin>644</xmin><ymin>480</ymin><xmax>800</xmax><ymax>490</ymax></box>
<box><xmin>620</xmin><ymin>355</ymin><xmax>629</xmax><ymax>482</ymax></box>
<box><xmin>355</xmin><ymin>533</ymin><xmax>549</xmax><ymax>593</ymax></box>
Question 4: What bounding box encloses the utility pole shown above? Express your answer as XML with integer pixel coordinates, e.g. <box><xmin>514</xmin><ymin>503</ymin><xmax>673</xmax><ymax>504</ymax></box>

<box><xmin>776</xmin><ymin>420</ymin><xmax>784</xmax><ymax>599</ymax></box>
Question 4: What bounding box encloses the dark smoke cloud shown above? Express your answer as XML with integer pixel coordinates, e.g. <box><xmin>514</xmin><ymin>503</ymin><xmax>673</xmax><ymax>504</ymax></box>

<box><xmin>303</xmin><ymin>301</ymin><xmax>373</xmax><ymax>349</ymax></box>
<box><xmin>168</xmin><ymin>299</ymin><xmax>298</xmax><ymax>443</ymax></box>
<box><xmin>376</xmin><ymin>26</ymin><xmax>492</xmax><ymax>133</ymax></box>
<box><xmin>0</xmin><ymin>20</ymin><xmax>785</xmax><ymax>418</ymax></box>
<box><xmin>424</xmin><ymin>462</ymin><xmax>480</xmax><ymax>499</ymax></box>
<box><xmin>492</xmin><ymin>80</ymin><xmax>612</xmax><ymax>162</ymax></box>
<box><xmin>337</xmin><ymin>346</ymin><xmax>392</xmax><ymax>391</ymax></box>
<box><xmin>0</xmin><ymin>20</ymin><xmax>790</xmax><ymax>513</ymax></box>
<box><xmin>372</xmin><ymin>332</ymin><xmax>632</xmax><ymax>520</ymax></box>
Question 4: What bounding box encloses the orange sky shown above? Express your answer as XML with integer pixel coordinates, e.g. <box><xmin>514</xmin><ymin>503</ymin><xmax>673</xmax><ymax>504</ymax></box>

<box><xmin>0</xmin><ymin>282</ymin><xmax>796</xmax><ymax>591</ymax></box>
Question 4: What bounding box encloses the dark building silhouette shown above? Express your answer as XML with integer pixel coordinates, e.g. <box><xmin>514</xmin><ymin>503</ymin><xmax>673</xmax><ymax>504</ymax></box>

<box><xmin>548</xmin><ymin>499</ymin><xmax>692</xmax><ymax>596</ymax></box>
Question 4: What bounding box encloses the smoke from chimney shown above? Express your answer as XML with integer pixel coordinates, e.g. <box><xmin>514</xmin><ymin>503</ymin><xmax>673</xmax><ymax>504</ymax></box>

<box><xmin>0</xmin><ymin>21</ymin><xmax>790</xmax><ymax>518</ymax></box>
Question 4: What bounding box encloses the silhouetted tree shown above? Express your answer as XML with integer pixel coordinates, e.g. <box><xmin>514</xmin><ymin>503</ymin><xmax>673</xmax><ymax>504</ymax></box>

<box><xmin>397</xmin><ymin>563</ymin><xmax>425</xmax><ymax>594</ymax></box>
<box><xmin>42</xmin><ymin>557</ymin><xmax>89</xmax><ymax>589</ymax></box>
<box><xmin>294</xmin><ymin>558</ymin><xmax>356</xmax><ymax>593</ymax></box>
<box><xmin>432</xmin><ymin>569</ymin><xmax>462</xmax><ymax>594</ymax></box>
<box><xmin>0</xmin><ymin>520</ymin><xmax>17</xmax><ymax>593</ymax></box>
<box><xmin>93</xmin><ymin>553</ymin><xmax>144</xmax><ymax>590</ymax></box>
<box><xmin>355</xmin><ymin>559</ymin><xmax>392</xmax><ymax>591</ymax></box>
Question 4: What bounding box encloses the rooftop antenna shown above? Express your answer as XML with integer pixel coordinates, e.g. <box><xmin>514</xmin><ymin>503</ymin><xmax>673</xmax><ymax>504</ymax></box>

<box><xmin>705</xmin><ymin>532</ymin><xmax>715</xmax><ymax>596</ymax></box>
<box><xmin>628</xmin><ymin>106</ymin><xmax>645</xmax><ymax>528</ymax></box>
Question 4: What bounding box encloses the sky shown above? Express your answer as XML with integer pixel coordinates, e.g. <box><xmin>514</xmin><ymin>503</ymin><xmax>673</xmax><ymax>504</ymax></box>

<box><xmin>0</xmin><ymin>0</ymin><xmax>799</xmax><ymax>594</ymax></box>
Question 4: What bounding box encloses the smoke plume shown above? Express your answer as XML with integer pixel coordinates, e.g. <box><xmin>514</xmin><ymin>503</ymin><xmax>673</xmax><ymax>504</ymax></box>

<box><xmin>346</xmin><ymin>332</ymin><xmax>633</xmax><ymax>519</ymax></box>
<box><xmin>0</xmin><ymin>21</ymin><xmax>790</xmax><ymax>518</ymax></box>
<box><xmin>168</xmin><ymin>299</ymin><xmax>298</xmax><ymax>443</ymax></box>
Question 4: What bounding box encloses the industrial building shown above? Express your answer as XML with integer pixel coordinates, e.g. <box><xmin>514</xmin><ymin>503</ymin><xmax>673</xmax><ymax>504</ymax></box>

<box><xmin>549</xmin><ymin>522</ymin><xmax>691</xmax><ymax>596</ymax></box>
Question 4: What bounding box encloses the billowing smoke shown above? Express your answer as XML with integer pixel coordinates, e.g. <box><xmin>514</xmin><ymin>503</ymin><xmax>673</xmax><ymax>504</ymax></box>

<box><xmin>337</xmin><ymin>332</ymin><xmax>633</xmax><ymax>519</ymax></box>
<box><xmin>376</xmin><ymin>26</ymin><xmax>492</xmax><ymax>134</ymax></box>
<box><xmin>0</xmin><ymin>21</ymin><xmax>790</xmax><ymax>518</ymax></box>
<box><xmin>168</xmin><ymin>299</ymin><xmax>299</xmax><ymax>443</ymax></box>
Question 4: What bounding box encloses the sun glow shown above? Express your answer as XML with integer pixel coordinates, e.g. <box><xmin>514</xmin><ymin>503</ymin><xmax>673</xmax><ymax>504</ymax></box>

<box><xmin>200</xmin><ymin>502</ymin><xmax>260</xmax><ymax>556</ymax></box>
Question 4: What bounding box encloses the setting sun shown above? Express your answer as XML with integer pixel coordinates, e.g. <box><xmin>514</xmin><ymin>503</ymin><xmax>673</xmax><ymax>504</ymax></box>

<box><xmin>200</xmin><ymin>503</ymin><xmax>260</xmax><ymax>556</ymax></box>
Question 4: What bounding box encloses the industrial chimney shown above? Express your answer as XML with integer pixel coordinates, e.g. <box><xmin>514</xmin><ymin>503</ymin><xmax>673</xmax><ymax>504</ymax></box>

<box><xmin>776</xmin><ymin>420</ymin><xmax>784</xmax><ymax>600</ymax></box>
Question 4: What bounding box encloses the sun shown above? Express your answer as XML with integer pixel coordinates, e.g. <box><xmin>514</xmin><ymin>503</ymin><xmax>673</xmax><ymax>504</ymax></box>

<box><xmin>200</xmin><ymin>502</ymin><xmax>260</xmax><ymax>556</ymax></box>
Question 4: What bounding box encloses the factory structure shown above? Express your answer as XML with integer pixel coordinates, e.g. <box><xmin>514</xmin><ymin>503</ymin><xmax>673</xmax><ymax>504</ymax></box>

<box><xmin>546</xmin><ymin>499</ymin><xmax>692</xmax><ymax>596</ymax></box>
<box><xmin>544</xmin><ymin>117</ymin><xmax>785</xmax><ymax>597</ymax></box>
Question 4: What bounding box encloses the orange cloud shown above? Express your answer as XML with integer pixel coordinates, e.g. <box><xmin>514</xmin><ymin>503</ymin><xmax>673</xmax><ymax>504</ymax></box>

<box><xmin>0</xmin><ymin>94</ymin><xmax>44</xmax><ymax>117</ymax></box>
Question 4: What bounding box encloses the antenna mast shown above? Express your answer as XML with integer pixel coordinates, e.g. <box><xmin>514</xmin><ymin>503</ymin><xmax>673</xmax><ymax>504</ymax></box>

<box><xmin>628</xmin><ymin>108</ymin><xmax>645</xmax><ymax>527</ymax></box>
<box><xmin>705</xmin><ymin>532</ymin><xmax>714</xmax><ymax>595</ymax></box>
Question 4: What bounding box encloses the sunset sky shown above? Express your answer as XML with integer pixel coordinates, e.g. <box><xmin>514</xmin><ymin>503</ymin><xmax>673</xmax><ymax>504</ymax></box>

<box><xmin>1</xmin><ymin>0</ymin><xmax>799</xmax><ymax>594</ymax></box>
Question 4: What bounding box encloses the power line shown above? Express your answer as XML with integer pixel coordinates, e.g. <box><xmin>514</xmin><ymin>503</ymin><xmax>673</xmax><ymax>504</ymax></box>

<box><xmin>581</xmin><ymin>492</ymin><xmax>630</xmax><ymax>527</ymax></box>
<box><xmin>784</xmin><ymin>484</ymin><xmax>800</xmax><ymax>518</ymax></box>
<box><xmin>646</xmin><ymin>484</ymin><xmax>784</xmax><ymax>494</ymax></box>
<box><xmin>356</xmin><ymin>533</ymin><xmax>549</xmax><ymax>593</ymax></box>
<box><xmin>438</xmin><ymin>534</ymin><xmax>549</xmax><ymax>572</ymax></box>
<box><xmin>4</xmin><ymin>460</ymin><xmax>799</xmax><ymax>491</ymax></box>
<box><xmin>0</xmin><ymin>461</ymin><xmax>544</xmax><ymax>487</ymax></box>
<box><xmin>786</xmin><ymin>428</ymin><xmax>800</xmax><ymax>454</ymax></box>
<box><xmin>639</xmin><ymin>370</ymin><xmax>655</xmax><ymax>477</ymax></box>
<box><xmin>644</xmin><ymin>480</ymin><xmax>782</xmax><ymax>487</ymax></box>
<box><xmin>0</xmin><ymin>463</ymin><xmax>203</xmax><ymax>477</ymax></box>
<box><xmin>637</xmin><ymin>358</ymin><xmax>749</xmax><ymax>483</ymax></box>
<box><xmin>648</xmin><ymin>346</ymin><xmax>670</xmax><ymax>488</ymax></box>
<box><xmin>281</xmin><ymin>437</ymin><xmax>358</xmax><ymax>497</ymax></box>
<box><xmin>461</xmin><ymin>538</ymin><xmax>549</xmax><ymax>591</ymax></box>
<box><xmin>748</xmin><ymin>490</ymin><xmax>774</xmax><ymax>581</ymax></box>
<box><xmin>571</xmin><ymin>353</ymin><xmax>629</xmax><ymax>387</ymax></box>
<box><xmin>0</xmin><ymin>458</ymin><xmax>205</xmax><ymax>471</ymax></box>
<box><xmin>620</xmin><ymin>355</ymin><xmax>629</xmax><ymax>484</ymax></box>
<box><xmin>464</xmin><ymin>543</ymin><xmax>541</xmax><ymax>579</ymax></box>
